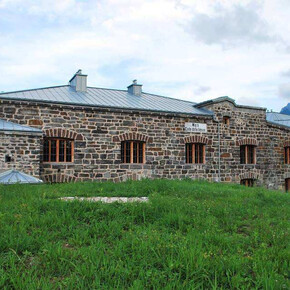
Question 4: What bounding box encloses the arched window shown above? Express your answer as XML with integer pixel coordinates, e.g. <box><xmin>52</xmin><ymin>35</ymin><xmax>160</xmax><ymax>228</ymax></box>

<box><xmin>43</xmin><ymin>138</ymin><xmax>74</xmax><ymax>163</ymax></box>
<box><xmin>121</xmin><ymin>141</ymin><xmax>145</xmax><ymax>164</ymax></box>
<box><xmin>185</xmin><ymin>143</ymin><xmax>205</xmax><ymax>164</ymax></box>
<box><xmin>285</xmin><ymin>147</ymin><xmax>290</xmax><ymax>164</ymax></box>
<box><xmin>240</xmin><ymin>145</ymin><xmax>256</xmax><ymax>164</ymax></box>
<box><xmin>241</xmin><ymin>179</ymin><xmax>255</xmax><ymax>187</ymax></box>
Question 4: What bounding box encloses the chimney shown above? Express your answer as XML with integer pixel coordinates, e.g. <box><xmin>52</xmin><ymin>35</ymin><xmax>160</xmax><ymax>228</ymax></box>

<box><xmin>69</xmin><ymin>69</ymin><xmax>87</xmax><ymax>92</ymax></box>
<box><xmin>127</xmin><ymin>79</ymin><xmax>142</xmax><ymax>96</ymax></box>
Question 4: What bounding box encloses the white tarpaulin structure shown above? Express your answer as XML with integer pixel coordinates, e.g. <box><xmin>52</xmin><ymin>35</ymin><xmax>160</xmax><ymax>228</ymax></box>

<box><xmin>0</xmin><ymin>170</ymin><xmax>43</xmax><ymax>185</ymax></box>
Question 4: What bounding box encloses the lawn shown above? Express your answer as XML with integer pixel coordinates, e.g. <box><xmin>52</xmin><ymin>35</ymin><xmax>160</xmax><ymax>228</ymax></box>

<box><xmin>0</xmin><ymin>179</ymin><xmax>289</xmax><ymax>289</ymax></box>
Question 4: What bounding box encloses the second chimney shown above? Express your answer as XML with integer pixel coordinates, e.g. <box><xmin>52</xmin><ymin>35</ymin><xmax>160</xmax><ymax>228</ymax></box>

<box><xmin>69</xmin><ymin>69</ymin><xmax>87</xmax><ymax>92</ymax></box>
<box><xmin>127</xmin><ymin>79</ymin><xmax>142</xmax><ymax>96</ymax></box>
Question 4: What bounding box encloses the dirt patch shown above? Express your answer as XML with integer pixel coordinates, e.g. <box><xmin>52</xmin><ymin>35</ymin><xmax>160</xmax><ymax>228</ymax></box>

<box><xmin>59</xmin><ymin>197</ymin><xmax>149</xmax><ymax>203</ymax></box>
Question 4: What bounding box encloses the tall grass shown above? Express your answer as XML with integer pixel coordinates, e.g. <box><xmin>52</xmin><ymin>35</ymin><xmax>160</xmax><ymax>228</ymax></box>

<box><xmin>0</xmin><ymin>179</ymin><xmax>289</xmax><ymax>289</ymax></box>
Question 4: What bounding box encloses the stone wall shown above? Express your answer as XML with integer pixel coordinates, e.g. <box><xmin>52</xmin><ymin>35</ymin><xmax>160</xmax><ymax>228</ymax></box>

<box><xmin>202</xmin><ymin>100</ymin><xmax>290</xmax><ymax>191</ymax></box>
<box><xmin>0</xmin><ymin>98</ymin><xmax>289</xmax><ymax>190</ymax></box>
<box><xmin>0</xmin><ymin>131</ymin><xmax>41</xmax><ymax>177</ymax></box>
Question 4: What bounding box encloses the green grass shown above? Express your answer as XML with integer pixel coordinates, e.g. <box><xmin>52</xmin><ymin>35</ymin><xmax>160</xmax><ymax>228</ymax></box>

<box><xmin>0</xmin><ymin>179</ymin><xmax>289</xmax><ymax>289</ymax></box>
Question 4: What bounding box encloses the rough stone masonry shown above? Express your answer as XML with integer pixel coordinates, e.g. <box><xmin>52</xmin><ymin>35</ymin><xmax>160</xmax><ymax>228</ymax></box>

<box><xmin>0</xmin><ymin>71</ymin><xmax>289</xmax><ymax>190</ymax></box>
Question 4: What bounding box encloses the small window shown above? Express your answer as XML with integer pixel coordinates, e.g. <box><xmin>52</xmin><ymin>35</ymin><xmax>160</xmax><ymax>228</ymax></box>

<box><xmin>285</xmin><ymin>147</ymin><xmax>290</xmax><ymax>164</ymax></box>
<box><xmin>240</xmin><ymin>145</ymin><xmax>256</xmax><ymax>164</ymax></box>
<box><xmin>5</xmin><ymin>155</ymin><xmax>12</xmax><ymax>163</ymax></box>
<box><xmin>241</xmin><ymin>179</ymin><xmax>255</xmax><ymax>187</ymax></box>
<box><xmin>121</xmin><ymin>141</ymin><xmax>145</xmax><ymax>164</ymax></box>
<box><xmin>43</xmin><ymin>138</ymin><xmax>74</xmax><ymax>163</ymax></box>
<box><xmin>186</xmin><ymin>143</ymin><xmax>205</xmax><ymax>164</ymax></box>
<box><xmin>223</xmin><ymin>116</ymin><xmax>230</xmax><ymax>126</ymax></box>
<box><xmin>286</xmin><ymin>178</ymin><xmax>290</xmax><ymax>192</ymax></box>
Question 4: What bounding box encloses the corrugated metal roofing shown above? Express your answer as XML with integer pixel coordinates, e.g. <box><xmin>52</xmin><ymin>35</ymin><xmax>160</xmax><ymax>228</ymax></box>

<box><xmin>0</xmin><ymin>85</ymin><xmax>213</xmax><ymax>116</ymax></box>
<box><xmin>0</xmin><ymin>119</ymin><xmax>42</xmax><ymax>133</ymax></box>
<box><xmin>0</xmin><ymin>170</ymin><xmax>43</xmax><ymax>184</ymax></box>
<box><xmin>266</xmin><ymin>112</ymin><xmax>290</xmax><ymax>128</ymax></box>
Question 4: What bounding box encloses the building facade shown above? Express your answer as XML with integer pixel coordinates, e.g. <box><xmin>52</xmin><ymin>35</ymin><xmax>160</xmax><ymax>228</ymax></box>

<box><xmin>0</xmin><ymin>71</ymin><xmax>289</xmax><ymax>191</ymax></box>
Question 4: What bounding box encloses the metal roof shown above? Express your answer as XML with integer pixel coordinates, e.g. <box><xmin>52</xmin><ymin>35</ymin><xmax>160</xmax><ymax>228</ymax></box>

<box><xmin>0</xmin><ymin>119</ymin><xmax>42</xmax><ymax>133</ymax></box>
<box><xmin>0</xmin><ymin>170</ymin><xmax>43</xmax><ymax>185</ymax></box>
<box><xmin>0</xmin><ymin>85</ymin><xmax>213</xmax><ymax>116</ymax></box>
<box><xmin>195</xmin><ymin>96</ymin><xmax>266</xmax><ymax>111</ymax></box>
<box><xmin>266</xmin><ymin>112</ymin><xmax>290</xmax><ymax>128</ymax></box>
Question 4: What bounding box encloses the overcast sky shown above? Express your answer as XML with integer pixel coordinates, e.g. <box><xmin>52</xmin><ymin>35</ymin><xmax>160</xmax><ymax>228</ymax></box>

<box><xmin>0</xmin><ymin>0</ymin><xmax>290</xmax><ymax>111</ymax></box>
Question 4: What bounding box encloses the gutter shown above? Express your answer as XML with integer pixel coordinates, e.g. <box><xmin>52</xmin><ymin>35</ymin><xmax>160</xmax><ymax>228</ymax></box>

<box><xmin>0</xmin><ymin>130</ymin><xmax>43</xmax><ymax>136</ymax></box>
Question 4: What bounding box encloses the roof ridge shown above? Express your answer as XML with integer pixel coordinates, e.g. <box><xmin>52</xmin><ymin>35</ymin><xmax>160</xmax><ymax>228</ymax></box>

<box><xmin>87</xmin><ymin>86</ymin><xmax>127</xmax><ymax>92</ymax></box>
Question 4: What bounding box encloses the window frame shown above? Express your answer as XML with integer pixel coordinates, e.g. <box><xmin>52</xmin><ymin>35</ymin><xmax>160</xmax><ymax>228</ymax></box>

<box><xmin>223</xmin><ymin>116</ymin><xmax>230</xmax><ymax>126</ymax></box>
<box><xmin>241</xmin><ymin>179</ymin><xmax>255</xmax><ymax>187</ymax></box>
<box><xmin>240</xmin><ymin>145</ymin><xmax>256</xmax><ymax>164</ymax></box>
<box><xmin>43</xmin><ymin>138</ymin><xmax>74</xmax><ymax>163</ymax></box>
<box><xmin>185</xmin><ymin>143</ymin><xmax>206</xmax><ymax>164</ymax></box>
<box><xmin>285</xmin><ymin>147</ymin><xmax>290</xmax><ymax>164</ymax></box>
<box><xmin>121</xmin><ymin>140</ymin><xmax>145</xmax><ymax>164</ymax></box>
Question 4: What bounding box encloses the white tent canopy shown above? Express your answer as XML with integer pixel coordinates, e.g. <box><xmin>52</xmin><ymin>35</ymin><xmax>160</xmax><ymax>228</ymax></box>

<box><xmin>0</xmin><ymin>170</ymin><xmax>43</xmax><ymax>185</ymax></box>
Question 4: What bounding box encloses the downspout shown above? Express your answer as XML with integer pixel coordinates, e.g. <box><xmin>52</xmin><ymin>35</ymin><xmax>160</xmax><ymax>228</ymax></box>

<box><xmin>213</xmin><ymin>116</ymin><xmax>221</xmax><ymax>182</ymax></box>
<box><xmin>218</xmin><ymin>120</ymin><xmax>221</xmax><ymax>182</ymax></box>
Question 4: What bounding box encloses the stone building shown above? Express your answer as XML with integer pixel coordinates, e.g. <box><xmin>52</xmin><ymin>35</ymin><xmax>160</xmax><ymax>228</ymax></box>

<box><xmin>0</xmin><ymin>70</ymin><xmax>289</xmax><ymax>191</ymax></box>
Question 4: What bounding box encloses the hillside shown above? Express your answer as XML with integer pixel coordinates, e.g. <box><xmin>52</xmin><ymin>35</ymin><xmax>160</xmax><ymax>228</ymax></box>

<box><xmin>0</xmin><ymin>180</ymin><xmax>289</xmax><ymax>289</ymax></box>
<box><xmin>281</xmin><ymin>103</ymin><xmax>290</xmax><ymax>115</ymax></box>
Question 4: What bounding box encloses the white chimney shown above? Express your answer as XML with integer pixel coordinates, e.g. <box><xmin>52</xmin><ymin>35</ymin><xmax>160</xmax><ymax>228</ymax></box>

<box><xmin>69</xmin><ymin>69</ymin><xmax>87</xmax><ymax>92</ymax></box>
<box><xmin>127</xmin><ymin>79</ymin><xmax>142</xmax><ymax>96</ymax></box>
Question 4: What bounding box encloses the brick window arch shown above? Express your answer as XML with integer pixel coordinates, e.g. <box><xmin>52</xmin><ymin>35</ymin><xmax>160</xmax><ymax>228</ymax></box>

<box><xmin>44</xmin><ymin>128</ymin><xmax>84</xmax><ymax>141</ymax></box>
<box><xmin>42</xmin><ymin>174</ymin><xmax>77</xmax><ymax>183</ymax></box>
<box><xmin>113</xmin><ymin>132</ymin><xmax>152</xmax><ymax>143</ymax></box>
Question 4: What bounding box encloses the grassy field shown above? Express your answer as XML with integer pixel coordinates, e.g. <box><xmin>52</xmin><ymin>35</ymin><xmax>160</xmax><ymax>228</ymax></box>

<box><xmin>0</xmin><ymin>179</ymin><xmax>289</xmax><ymax>289</ymax></box>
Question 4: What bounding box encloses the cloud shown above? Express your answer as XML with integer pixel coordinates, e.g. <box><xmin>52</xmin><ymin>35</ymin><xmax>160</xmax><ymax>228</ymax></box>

<box><xmin>279</xmin><ymin>84</ymin><xmax>290</xmax><ymax>100</ymax></box>
<box><xmin>0</xmin><ymin>0</ymin><xmax>289</xmax><ymax>113</ymax></box>
<box><xmin>187</xmin><ymin>3</ymin><xmax>277</xmax><ymax>47</ymax></box>
<box><xmin>281</xmin><ymin>70</ymin><xmax>290</xmax><ymax>77</ymax></box>
<box><xmin>194</xmin><ymin>86</ymin><xmax>211</xmax><ymax>95</ymax></box>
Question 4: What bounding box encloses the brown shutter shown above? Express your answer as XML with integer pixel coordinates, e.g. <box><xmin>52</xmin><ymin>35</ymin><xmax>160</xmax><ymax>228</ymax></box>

<box><xmin>142</xmin><ymin>142</ymin><xmax>146</xmax><ymax>163</ymax></box>
<box><xmin>130</xmin><ymin>141</ymin><xmax>133</xmax><ymax>163</ymax></box>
